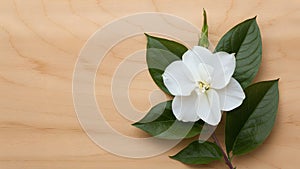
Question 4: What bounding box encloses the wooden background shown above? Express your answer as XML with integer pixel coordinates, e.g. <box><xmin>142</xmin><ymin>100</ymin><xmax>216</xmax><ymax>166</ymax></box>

<box><xmin>1</xmin><ymin>0</ymin><xmax>300</xmax><ymax>168</ymax></box>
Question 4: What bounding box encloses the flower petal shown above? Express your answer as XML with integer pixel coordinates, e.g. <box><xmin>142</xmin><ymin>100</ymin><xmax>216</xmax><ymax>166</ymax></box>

<box><xmin>198</xmin><ymin>63</ymin><xmax>214</xmax><ymax>83</ymax></box>
<box><xmin>162</xmin><ymin>61</ymin><xmax>196</xmax><ymax>96</ymax></box>
<box><xmin>197</xmin><ymin>92</ymin><xmax>210</xmax><ymax>117</ymax></box>
<box><xmin>172</xmin><ymin>91</ymin><xmax>201</xmax><ymax>122</ymax></box>
<box><xmin>217</xmin><ymin>78</ymin><xmax>245</xmax><ymax>111</ymax></box>
<box><xmin>210</xmin><ymin>52</ymin><xmax>236</xmax><ymax>89</ymax></box>
<box><xmin>197</xmin><ymin>89</ymin><xmax>221</xmax><ymax>126</ymax></box>
<box><xmin>183</xmin><ymin>46</ymin><xmax>235</xmax><ymax>89</ymax></box>
<box><xmin>182</xmin><ymin>46</ymin><xmax>213</xmax><ymax>80</ymax></box>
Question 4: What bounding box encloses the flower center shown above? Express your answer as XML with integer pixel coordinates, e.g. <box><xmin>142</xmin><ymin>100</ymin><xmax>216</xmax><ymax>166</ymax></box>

<box><xmin>198</xmin><ymin>81</ymin><xmax>210</xmax><ymax>93</ymax></box>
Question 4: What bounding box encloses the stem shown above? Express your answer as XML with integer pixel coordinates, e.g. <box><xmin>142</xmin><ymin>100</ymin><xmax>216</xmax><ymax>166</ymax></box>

<box><xmin>211</xmin><ymin>133</ymin><xmax>234</xmax><ymax>169</ymax></box>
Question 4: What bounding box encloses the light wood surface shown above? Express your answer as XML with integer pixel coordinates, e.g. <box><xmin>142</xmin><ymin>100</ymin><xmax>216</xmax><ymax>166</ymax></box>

<box><xmin>1</xmin><ymin>0</ymin><xmax>300</xmax><ymax>168</ymax></box>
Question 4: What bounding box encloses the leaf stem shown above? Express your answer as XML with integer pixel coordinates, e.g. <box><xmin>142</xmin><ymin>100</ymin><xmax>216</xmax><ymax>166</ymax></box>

<box><xmin>211</xmin><ymin>133</ymin><xmax>235</xmax><ymax>169</ymax></box>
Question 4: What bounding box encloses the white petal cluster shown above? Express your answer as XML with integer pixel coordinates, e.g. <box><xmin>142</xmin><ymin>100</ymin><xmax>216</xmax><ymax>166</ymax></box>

<box><xmin>162</xmin><ymin>46</ymin><xmax>245</xmax><ymax>126</ymax></box>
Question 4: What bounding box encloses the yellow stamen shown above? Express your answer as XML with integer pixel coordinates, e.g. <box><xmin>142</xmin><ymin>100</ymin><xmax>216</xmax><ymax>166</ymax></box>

<box><xmin>198</xmin><ymin>81</ymin><xmax>210</xmax><ymax>93</ymax></box>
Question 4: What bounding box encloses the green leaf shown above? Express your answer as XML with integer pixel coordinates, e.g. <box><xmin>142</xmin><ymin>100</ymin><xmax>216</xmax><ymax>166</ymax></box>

<box><xmin>170</xmin><ymin>141</ymin><xmax>223</xmax><ymax>164</ymax></box>
<box><xmin>145</xmin><ymin>34</ymin><xmax>188</xmax><ymax>95</ymax></box>
<box><xmin>225</xmin><ymin>79</ymin><xmax>279</xmax><ymax>156</ymax></box>
<box><xmin>198</xmin><ymin>9</ymin><xmax>209</xmax><ymax>48</ymax></box>
<box><xmin>132</xmin><ymin>101</ymin><xmax>202</xmax><ymax>139</ymax></box>
<box><xmin>215</xmin><ymin>17</ymin><xmax>262</xmax><ymax>88</ymax></box>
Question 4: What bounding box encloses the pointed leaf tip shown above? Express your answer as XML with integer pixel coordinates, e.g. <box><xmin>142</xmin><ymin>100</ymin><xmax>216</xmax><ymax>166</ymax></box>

<box><xmin>198</xmin><ymin>9</ymin><xmax>209</xmax><ymax>48</ymax></box>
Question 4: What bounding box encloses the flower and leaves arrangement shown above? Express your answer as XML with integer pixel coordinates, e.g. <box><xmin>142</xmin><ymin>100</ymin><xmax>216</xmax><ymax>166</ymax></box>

<box><xmin>132</xmin><ymin>10</ymin><xmax>279</xmax><ymax>169</ymax></box>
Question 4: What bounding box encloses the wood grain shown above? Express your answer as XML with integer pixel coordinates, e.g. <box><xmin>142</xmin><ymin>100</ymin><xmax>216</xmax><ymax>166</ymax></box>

<box><xmin>1</xmin><ymin>0</ymin><xmax>300</xmax><ymax>168</ymax></box>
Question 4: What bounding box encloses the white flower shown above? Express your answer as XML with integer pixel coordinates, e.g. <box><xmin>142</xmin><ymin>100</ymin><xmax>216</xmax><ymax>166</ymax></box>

<box><xmin>162</xmin><ymin>46</ymin><xmax>245</xmax><ymax>126</ymax></box>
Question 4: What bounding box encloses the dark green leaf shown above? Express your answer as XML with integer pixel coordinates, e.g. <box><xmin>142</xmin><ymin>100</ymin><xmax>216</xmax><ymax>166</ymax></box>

<box><xmin>170</xmin><ymin>141</ymin><xmax>223</xmax><ymax>164</ymax></box>
<box><xmin>198</xmin><ymin>9</ymin><xmax>209</xmax><ymax>48</ymax></box>
<box><xmin>215</xmin><ymin>17</ymin><xmax>262</xmax><ymax>88</ymax></box>
<box><xmin>225</xmin><ymin>79</ymin><xmax>279</xmax><ymax>155</ymax></box>
<box><xmin>133</xmin><ymin>101</ymin><xmax>203</xmax><ymax>139</ymax></box>
<box><xmin>145</xmin><ymin>34</ymin><xmax>188</xmax><ymax>95</ymax></box>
